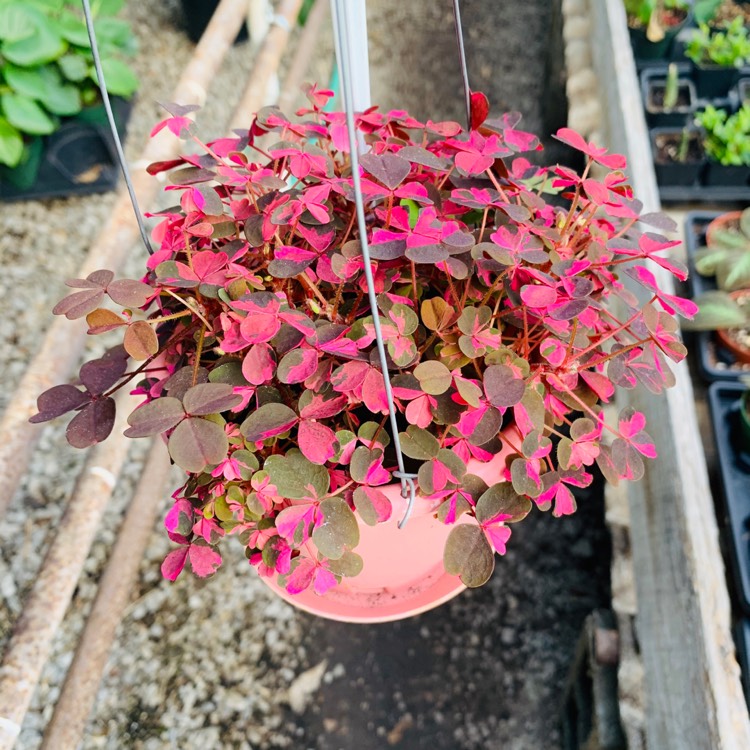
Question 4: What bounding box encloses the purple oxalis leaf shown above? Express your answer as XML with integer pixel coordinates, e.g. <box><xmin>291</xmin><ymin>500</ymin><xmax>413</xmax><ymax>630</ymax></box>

<box><xmin>484</xmin><ymin>365</ymin><xmax>526</xmax><ymax>408</ymax></box>
<box><xmin>182</xmin><ymin>383</ymin><xmax>243</xmax><ymax>415</ymax></box>
<box><xmin>359</xmin><ymin>152</ymin><xmax>411</xmax><ymax>190</ymax></box>
<box><xmin>30</xmin><ymin>384</ymin><xmax>89</xmax><ymax>423</ymax></box>
<box><xmin>124</xmin><ymin>397</ymin><xmax>185</xmax><ymax>438</ymax></box>
<box><xmin>66</xmin><ymin>397</ymin><xmax>116</xmax><ymax>448</ymax></box>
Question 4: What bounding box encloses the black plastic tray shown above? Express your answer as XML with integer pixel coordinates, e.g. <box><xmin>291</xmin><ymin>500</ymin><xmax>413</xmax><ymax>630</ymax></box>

<box><xmin>708</xmin><ymin>382</ymin><xmax>750</xmax><ymax>616</ymax></box>
<box><xmin>661</xmin><ymin>185</ymin><xmax>750</xmax><ymax>203</ymax></box>
<box><xmin>0</xmin><ymin>99</ymin><xmax>132</xmax><ymax>203</ymax></box>
<box><xmin>735</xmin><ymin>618</ymin><xmax>750</xmax><ymax>708</ymax></box>
<box><xmin>684</xmin><ymin>212</ymin><xmax>750</xmax><ymax>382</ymax></box>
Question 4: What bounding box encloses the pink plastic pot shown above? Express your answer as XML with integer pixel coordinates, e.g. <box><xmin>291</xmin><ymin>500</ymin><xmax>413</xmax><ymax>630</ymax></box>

<box><xmin>259</xmin><ymin>438</ymin><xmax>515</xmax><ymax>623</ymax></box>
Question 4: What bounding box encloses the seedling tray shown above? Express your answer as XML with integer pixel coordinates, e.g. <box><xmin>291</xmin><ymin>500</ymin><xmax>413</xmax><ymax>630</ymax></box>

<box><xmin>660</xmin><ymin>185</ymin><xmax>750</xmax><ymax>203</ymax></box>
<box><xmin>708</xmin><ymin>382</ymin><xmax>750</xmax><ymax>616</ymax></box>
<box><xmin>0</xmin><ymin>99</ymin><xmax>132</xmax><ymax>203</ymax></box>
<box><xmin>684</xmin><ymin>212</ymin><xmax>750</xmax><ymax>382</ymax></box>
<box><xmin>735</xmin><ymin>618</ymin><xmax>750</xmax><ymax>708</ymax></box>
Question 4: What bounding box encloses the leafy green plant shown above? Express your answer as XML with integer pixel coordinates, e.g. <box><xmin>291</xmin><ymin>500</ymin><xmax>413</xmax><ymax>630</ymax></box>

<box><xmin>682</xmin><ymin>289</ymin><xmax>750</xmax><ymax>331</ymax></box>
<box><xmin>695</xmin><ymin>209</ymin><xmax>750</xmax><ymax>291</ymax></box>
<box><xmin>694</xmin><ymin>103</ymin><xmax>750</xmax><ymax>165</ymax></box>
<box><xmin>0</xmin><ymin>0</ymin><xmax>138</xmax><ymax>168</ymax></box>
<box><xmin>663</xmin><ymin>62</ymin><xmax>680</xmax><ymax>110</ymax></box>
<box><xmin>694</xmin><ymin>0</ymin><xmax>723</xmax><ymax>24</ymax></box>
<box><xmin>685</xmin><ymin>17</ymin><xmax>750</xmax><ymax>67</ymax></box>
<box><xmin>624</xmin><ymin>0</ymin><xmax>689</xmax><ymax>27</ymax></box>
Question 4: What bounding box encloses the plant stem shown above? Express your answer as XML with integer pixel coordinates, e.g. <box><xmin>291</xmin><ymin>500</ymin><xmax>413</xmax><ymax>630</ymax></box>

<box><xmin>192</xmin><ymin>324</ymin><xmax>206</xmax><ymax>385</ymax></box>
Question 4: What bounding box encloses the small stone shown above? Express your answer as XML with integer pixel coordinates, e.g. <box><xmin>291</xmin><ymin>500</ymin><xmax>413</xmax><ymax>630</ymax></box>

<box><xmin>287</xmin><ymin>660</ymin><xmax>327</xmax><ymax>714</ymax></box>
<box><xmin>501</xmin><ymin>627</ymin><xmax>516</xmax><ymax>645</ymax></box>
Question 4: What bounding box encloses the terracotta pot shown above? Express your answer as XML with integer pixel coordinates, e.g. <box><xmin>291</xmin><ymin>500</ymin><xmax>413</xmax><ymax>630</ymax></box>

<box><xmin>259</xmin><ymin>435</ymin><xmax>516</xmax><ymax>623</ymax></box>
<box><xmin>716</xmin><ymin>289</ymin><xmax>750</xmax><ymax>364</ymax></box>
<box><xmin>705</xmin><ymin>210</ymin><xmax>743</xmax><ymax>246</ymax></box>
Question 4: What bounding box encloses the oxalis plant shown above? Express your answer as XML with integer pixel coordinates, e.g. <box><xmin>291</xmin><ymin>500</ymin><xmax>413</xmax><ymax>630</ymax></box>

<box><xmin>31</xmin><ymin>85</ymin><xmax>695</xmax><ymax>593</ymax></box>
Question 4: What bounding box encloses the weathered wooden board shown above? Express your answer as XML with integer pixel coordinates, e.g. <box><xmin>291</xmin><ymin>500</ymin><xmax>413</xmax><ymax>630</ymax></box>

<box><xmin>588</xmin><ymin>1</ymin><xmax>750</xmax><ymax>747</ymax></box>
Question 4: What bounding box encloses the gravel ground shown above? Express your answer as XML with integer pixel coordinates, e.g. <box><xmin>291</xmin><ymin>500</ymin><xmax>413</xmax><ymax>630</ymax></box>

<box><xmin>0</xmin><ymin>2</ymin><xmax>611</xmax><ymax>748</ymax></box>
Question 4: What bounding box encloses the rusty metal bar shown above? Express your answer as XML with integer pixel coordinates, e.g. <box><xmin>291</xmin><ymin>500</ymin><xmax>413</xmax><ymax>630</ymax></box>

<box><xmin>0</xmin><ymin>392</ymin><xmax>137</xmax><ymax>750</ymax></box>
<box><xmin>278</xmin><ymin>0</ymin><xmax>329</xmax><ymax>113</ymax></box>
<box><xmin>39</xmin><ymin>445</ymin><xmax>172</xmax><ymax>750</ymax></box>
<box><xmin>0</xmin><ymin>0</ymin><xmax>251</xmax><ymax>522</ymax></box>
<box><xmin>228</xmin><ymin>0</ymin><xmax>304</xmax><ymax>130</ymax></box>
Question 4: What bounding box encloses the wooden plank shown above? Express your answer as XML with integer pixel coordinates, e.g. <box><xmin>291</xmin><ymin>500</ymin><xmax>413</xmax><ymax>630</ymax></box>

<box><xmin>589</xmin><ymin>1</ymin><xmax>750</xmax><ymax>747</ymax></box>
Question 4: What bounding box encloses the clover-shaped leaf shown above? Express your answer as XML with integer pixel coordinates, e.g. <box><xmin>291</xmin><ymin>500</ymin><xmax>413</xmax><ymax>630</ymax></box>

<box><xmin>168</xmin><ymin>417</ymin><xmax>228</xmax><ymax>472</ymax></box>
<box><xmin>398</xmin><ymin>425</ymin><xmax>440</xmax><ymax>460</ymax></box>
<box><xmin>124</xmin><ymin>397</ymin><xmax>185</xmax><ymax>438</ymax></box>
<box><xmin>29</xmin><ymin>384</ymin><xmax>89</xmax><ymax>423</ymax></box>
<box><xmin>182</xmin><ymin>383</ymin><xmax>242</xmax><ymax>415</ymax></box>
<box><xmin>418</xmin><ymin>449</ymin><xmax>466</xmax><ymax>495</ymax></box>
<box><xmin>476</xmin><ymin>482</ymin><xmax>531</xmax><ymax>524</ymax></box>
<box><xmin>484</xmin><ymin>365</ymin><xmax>526</xmax><ymax>408</ymax></box>
<box><xmin>353</xmin><ymin>485</ymin><xmax>392</xmax><ymax>526</ymax></box>
<box><xmin>421</xmin><ymin>297</ymin><xmax>454</xmax><ymax>331</ymax></box>
<box><xmin>66</xmin><ymin>397</ymin><xmax>116</xmax><ymax>449</ymax></box>
<box><xmin>123</xmin><ymin>321</ymin><xmax>158</xmax><ymax>361</ymax></box>
<box><xmin>414</xmin><ymin>360</ymin><xmax>452</xmax><ymax>395</ymax></box>
<box><xmin>264</xmin><ymin>450</ymin><xmax>330</xmax><ymax>500</ymax></box>
<box><xmin>360</xmin><ymin>152</ymin><xmax>411</xmax><ymax>190</ymax></box>
<box><xmin>240</xmin><ymin>403</ymin><xmax>298</xmax><ymax>443</ymax></box>
<box><xmin>312</xmin><ymin>497</ymin><xmax>360</xmax><ymax>560</ymax></box>
<box><xmin>443</xmin><ymin>525</ymin><xmax>494</xmax><ymax>587</ymax></box>
<box><xmin>326</xmin><ymin>551</ymin><xmax>364</xmax><ymax>578</ymax></box>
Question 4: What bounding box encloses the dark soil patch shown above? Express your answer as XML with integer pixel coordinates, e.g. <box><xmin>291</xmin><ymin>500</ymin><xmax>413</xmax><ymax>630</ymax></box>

<box><xmin>648</xmin><ymin>83</ymin><xmax>692</xmax><ymax>110</ymax></box>
<box><xmin>654</xmin><ymin>131</ymin><xmax>704</xmax><ymax>164</ymax></box>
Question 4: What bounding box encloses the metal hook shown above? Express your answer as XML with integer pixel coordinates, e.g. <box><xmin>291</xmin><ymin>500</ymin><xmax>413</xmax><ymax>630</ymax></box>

<box><xmin>452</xmin><ymin>0</ymin><xmax>472</xmax><ymax>131</ymax></box>
<box><xmin>332</xmin><ymin>0</ymin><xmax>419</xmax><ymax>528</ymax></box>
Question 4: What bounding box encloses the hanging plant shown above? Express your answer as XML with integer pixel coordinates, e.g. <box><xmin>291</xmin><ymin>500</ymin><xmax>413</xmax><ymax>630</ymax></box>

<box><xmin>31</xmin><ymin>86</ymin><xmax>695</xmax><ymax>599</ymax></box>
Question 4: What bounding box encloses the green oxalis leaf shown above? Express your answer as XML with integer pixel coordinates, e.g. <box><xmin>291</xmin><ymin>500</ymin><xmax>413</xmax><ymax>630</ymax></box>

<box><xmin>311</xmin><ymin>497</ymin><xmax>360</xmax><ymax>560</ymax></box>
<box><xmin>443</xmin><ymin>524</ymin><xmax>495</xmax><ymax>587</ymax></box>
<box><xmin>240</xmin><ymin>403</ymin><xmax>297</xmax><ymax>443</ymax></box>
<box><xmin>418</xmin><ymin>449</ymin><xmax>467</xmax><ymax>495</ymax></box>
<box><xmin>326</xmin><ymin>550</ymin><xmax>364</xmax><ymax>577</ymax></box>
<box><xmin>349</xmin><ymin>446</ymin><xmax>383</xmax><ymax>484</ymax></box>
<box><xmin>398</xmin><ymin>425</ymin><xmax>439</xmax><ymax>460</ymax></box>
<box><xmin>475</xmin><ymin>482</ymin><xmax>532</xmax><ymax>524</ymax></box>
<box><xmin>264</xmin><ymin>449</ymin><xmax>329</xmax><ymax>500</ymax></box>
<box><xmin>413</xmin><ymin>360</ymin><xmax>452</xmax><ymax>395</ymax></box>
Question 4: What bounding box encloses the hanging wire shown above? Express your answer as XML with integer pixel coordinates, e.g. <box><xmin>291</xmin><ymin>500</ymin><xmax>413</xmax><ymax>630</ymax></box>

<box><xmin>331</xmin><ymin>0</ymin><xmax>418</xmax><ymax>528</ymax></box>
<box><xmin>81</xmin><ymin>0</ymin><xmax>153</xmax><ymax>255</ymax></box>
<box><xmin>452</xmin><ymin>0</ymin><xmax>472</xmax><ymax>131</ymax></box>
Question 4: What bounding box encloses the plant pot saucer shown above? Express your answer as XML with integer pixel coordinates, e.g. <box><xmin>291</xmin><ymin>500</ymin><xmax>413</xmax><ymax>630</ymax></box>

<box><xmin>258</xmin><ymin>484</ymin><xmax>470</xmax><ymax>623</ymax></box>
<box><xmin>260</xmin><ymin>559</ymin><xmax>467</xmax><ymax>624</ymax></box>
<box><xmin>259</xmin><ymin>448</ymin><xmax>513</xmax><ymax>623</ymax></box>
